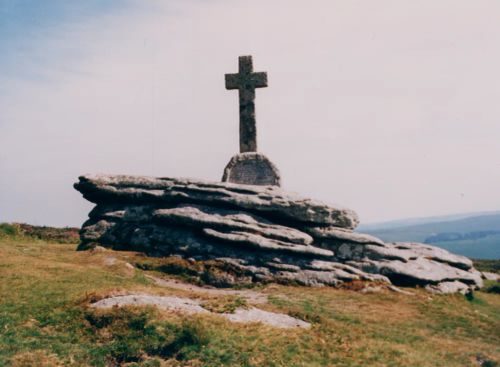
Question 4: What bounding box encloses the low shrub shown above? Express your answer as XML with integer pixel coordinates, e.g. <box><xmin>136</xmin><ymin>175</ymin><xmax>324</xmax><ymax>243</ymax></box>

<box><xmin>0</xmin><ymin>223</ymin><xmax>79</xmax><ymax>243</ymax></box>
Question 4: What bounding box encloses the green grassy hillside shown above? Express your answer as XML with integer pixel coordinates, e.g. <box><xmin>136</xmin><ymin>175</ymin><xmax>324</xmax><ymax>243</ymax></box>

<box><xmin>0</xmin><ymin>227</ymin><xmax>499</xmax><ymax>366</ymax></box>
<box><xmin>359</xmin><ymin>214</ymin><xmax>500</xmax><ymax>259</ymax></box>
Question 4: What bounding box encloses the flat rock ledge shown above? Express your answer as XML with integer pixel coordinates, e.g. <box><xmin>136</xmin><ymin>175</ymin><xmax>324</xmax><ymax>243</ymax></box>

<box><xmin>90</xmin><ymin>295</ymin><xmax>310</xmax><ymax>329</ymax></box>
<box><xmin>75</xmin><ymin>174</ymin><xmax>483</xmax><ymax>293</ymax></box>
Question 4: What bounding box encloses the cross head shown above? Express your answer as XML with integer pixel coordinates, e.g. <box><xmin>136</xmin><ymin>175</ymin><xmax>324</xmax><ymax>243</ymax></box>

<box><xmin>225</xmin><ymin>55</ymin><xmax>268</xmax><ymax>153</ymax></box>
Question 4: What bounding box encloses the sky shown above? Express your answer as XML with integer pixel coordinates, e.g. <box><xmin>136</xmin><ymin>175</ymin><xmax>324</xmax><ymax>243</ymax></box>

<box><xmin>1</xmin><ymin>0</ymin><xmax>499</xmax><ymax>227</ymax></box>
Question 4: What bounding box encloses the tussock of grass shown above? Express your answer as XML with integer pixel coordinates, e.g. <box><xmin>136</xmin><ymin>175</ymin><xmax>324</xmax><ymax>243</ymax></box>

<box><xmin>0</xmin><ymin>223</ymin><xmax>19</xmax><ymax>237</ymax></box>
<box><xmin>483</xmin><ymin>281</ymin><xmax>500</xmax><ymax>294</ymax></box>
<box><xmin>0</xmin><ymin>236</ymin><xmax>499</xmax><ymax>366</ymax></box>
<box><xmin>83</xmin><ymin>307</ymin><xmax>210</xmax><ymax>365</ymax></box>
<box><xmin>202</xmin><ymin>296</ymin><xmax>248</xmax><ymax>314</ymax></box>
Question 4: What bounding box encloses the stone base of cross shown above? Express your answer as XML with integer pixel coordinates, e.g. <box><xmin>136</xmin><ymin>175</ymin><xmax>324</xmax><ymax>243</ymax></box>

<box><xmin>222</xmin><ymin>152</ymin><xmax>281</xmax><ymax>187</ymax></box>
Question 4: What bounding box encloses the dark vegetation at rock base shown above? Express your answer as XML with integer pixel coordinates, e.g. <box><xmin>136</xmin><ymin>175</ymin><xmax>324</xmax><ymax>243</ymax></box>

<box><xmin>483</xmin><ymin>283</ymin><xmax>500</xmax><ymax>294</ymax></box>
<box><xmin>473</xmin><ymin>259</ymin><xmax>500</xmax><ymax>274</ymax></box>
<box><xmin>0</xmin><ymin>222</ymin><xmax>79</xmax><ymax>243</ymax></box>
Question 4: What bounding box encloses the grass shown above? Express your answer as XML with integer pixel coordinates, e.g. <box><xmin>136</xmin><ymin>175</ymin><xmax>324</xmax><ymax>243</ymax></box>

<box><xmin>0</xmin><ymin>223</ymin><xmax>79</xmax><ymax>244</ymax></box>
<box><xmin>474</xmin><ymin>259</ymin><xmax>500</xmax><ymax>274</ymax></box>
<box><xmin>202</xmin><ymin>296</ymin><xmax>248</xmax><ymax>314</ymax></box>
<box><xmin>0</xmin><ymin>235</ymin><xmax>499</xmax><ymax>366</ymax></box>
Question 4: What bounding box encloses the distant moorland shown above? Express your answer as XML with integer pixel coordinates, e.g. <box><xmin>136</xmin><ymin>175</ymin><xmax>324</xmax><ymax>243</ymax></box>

<box><xmin>359</xmin><ymin>212</ymin><xmax>500</xmax><ymax>260</ymax></box>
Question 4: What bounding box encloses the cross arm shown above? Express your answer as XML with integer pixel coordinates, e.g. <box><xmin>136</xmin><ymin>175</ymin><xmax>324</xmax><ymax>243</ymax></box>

<box><xmin>250</xmin><ymin>72</ymin><xmax>267</xmax><ymax>88</ymax></box>
<box><xmin>225</xmin><ymin>72</ymin><xmax>268</xmax><ymax>90</ymax></box>
<box><xmin>225</xmin><ymin>73</ymin><xmax>240</xmax><ymax>90</ymax></box>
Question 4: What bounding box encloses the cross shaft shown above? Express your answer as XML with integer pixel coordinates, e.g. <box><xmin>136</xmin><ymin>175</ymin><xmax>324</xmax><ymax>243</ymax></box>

<box><xmin>225</xmin><ymin>56</ymin><xmax>268</xmax><ymax>153</ymax></box>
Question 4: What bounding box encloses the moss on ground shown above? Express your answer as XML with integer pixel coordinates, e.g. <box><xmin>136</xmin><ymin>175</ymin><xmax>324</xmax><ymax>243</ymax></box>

<box><xmin>0</xmin><ymin>236</ymin><xmax>499</xmax><ymax>366</ymax></box>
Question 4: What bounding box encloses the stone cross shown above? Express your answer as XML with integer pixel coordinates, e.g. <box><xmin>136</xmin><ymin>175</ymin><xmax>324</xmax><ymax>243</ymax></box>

<box><xmin>225</xmin><ymin>55</ymin><xmax>268</xmax><ymax>153</ymax></box>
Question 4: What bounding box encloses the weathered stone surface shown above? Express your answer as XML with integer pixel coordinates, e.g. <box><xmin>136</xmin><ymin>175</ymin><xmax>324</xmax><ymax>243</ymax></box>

<box><xmin>481</xmin><ymin>272</ymin><xmax>500</xmax><ymax>281</ymax></box>
<box><xmin>389</xmin><ymin>242</ymin><xmax>473</xmax><ymax>270</ymax></box>
<box><xmin>307</xmin><ymin>260</ymin><xmax>390</xmax><ymax>283</ymax></box>
<box><xmin>425</xmin><ymin>281</ymin><xmax>471</xmax><ymax>295</ymax></box>
<box><xmin>75</xmin><ymin>174</ymin><xmax>359</xmax><ymax>229</ymax></box>
<box><xmin>222</xmin><ymin>153</ymin><xmax>281</xmax><ymax>186</ymax></box>
<box><xmin>305</xmin><ymin>226</ymin><xmax>384</xmax><ymax>245</ymax></box>
<box><xmin>91</xmin><ymin>295</ymin><xmax>208</xmax><ymax>314</ymax></box>
<box><xmin>346</xmin><ymin>258</ymin><xmax>482</xmax><ymax>287</ymax></box>
<box><xmin>202</xmin><ymin>228</ymin><xmax>333</xmax><ymax>257</ymax></box>
<box><xmin>74</xmin><ymin>174</ymin><xmax>484</xmax><ymax>293</ymax></box>
<box><xmin>91</xmin><ymin>294</ymin><xmax>310</xmax><ymax>328</ymax></box>
<box><xmin>224</xmin><ymin>307</ymin><xmax>310</xmax><ymax>329</ymax></box>
<box><xmin>80</xmin><ymin>219</ymin><xmax>116</xmax><ymax>242</ymax></box>
<box><xmin>154</xmin><ymin>205</ymin><xmax>312</xmax><ymax>245</ymax></box>
<box><xmin>332</xmin><ymin>241</ymin><xmax>482</xmax><ymax>288</ymax></box>
<box><xmin>81</xmin><ymin>208</ymin><xmax>330</xmax><ymax>259</ymax></box>
<box><xmin>335</xmin><ymin>242</ymin><xmax>475</xmax><ymax>272</ymax></box>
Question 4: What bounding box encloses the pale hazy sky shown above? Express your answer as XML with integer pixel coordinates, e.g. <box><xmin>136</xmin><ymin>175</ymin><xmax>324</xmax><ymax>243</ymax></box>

<box><xmin>1</xmin><ymin>0</ymin><xmax>499</xmax><ymax>227</ymax></box>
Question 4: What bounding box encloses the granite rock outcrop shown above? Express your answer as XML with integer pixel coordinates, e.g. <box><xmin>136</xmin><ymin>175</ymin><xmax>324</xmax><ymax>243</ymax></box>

<box><xmin>75</xmin><ymin>174</ymin><xmax>483</xmax><ymax>293</ymax></box>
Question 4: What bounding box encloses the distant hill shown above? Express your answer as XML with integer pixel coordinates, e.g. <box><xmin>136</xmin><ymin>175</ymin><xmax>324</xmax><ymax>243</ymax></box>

<box><xmin>359</xmin><ymin>210</ymin><xmax>500</xmax><ymax>231</ymax></box>
<box><xmin>358</xmin><ymin>212</ymin><xmax>500</xmax><ymax>260</ymax></box>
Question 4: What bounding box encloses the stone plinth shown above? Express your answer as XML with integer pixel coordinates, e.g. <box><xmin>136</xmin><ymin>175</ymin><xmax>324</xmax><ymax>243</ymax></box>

<box><xmin>222</xmin><ymin>152</ymin><xmax>281</xmax><ymax>186</ymax></box>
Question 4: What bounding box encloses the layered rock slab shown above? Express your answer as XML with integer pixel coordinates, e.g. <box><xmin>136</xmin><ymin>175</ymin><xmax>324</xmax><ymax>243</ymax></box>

<box><xmin>75</xmin><ymin>174</ymin><xmax>359</xmax><ymax>229</ymax></box>
<box><xmin>75</xmin><ymin>174</ymin><xmax>483</xmax><ymax>292</ymax></box>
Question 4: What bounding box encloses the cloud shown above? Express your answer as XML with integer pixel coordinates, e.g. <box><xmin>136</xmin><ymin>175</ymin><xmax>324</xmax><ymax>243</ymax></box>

<box><xmin>1</xmin><ymin>0</ymin><xmax>499</xmax><ymax>226</ymax></box>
